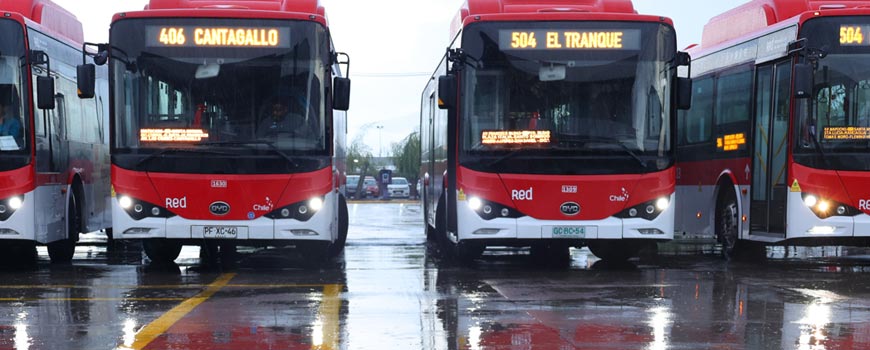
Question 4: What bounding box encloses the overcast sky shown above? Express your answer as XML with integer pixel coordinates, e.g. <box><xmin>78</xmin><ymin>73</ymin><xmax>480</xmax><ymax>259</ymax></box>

<box><xmin>53</xmin><ymin>0</ymin><xmax>746</xmax><ymax>156</ymax></box>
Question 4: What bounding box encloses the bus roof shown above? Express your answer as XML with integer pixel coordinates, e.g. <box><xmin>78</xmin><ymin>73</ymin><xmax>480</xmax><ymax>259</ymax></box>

<box><xmin>702</xmin><ymin>0</ymin><xmax>870</xmax><ymax>48</ymax></box>
<box><xmin>146</xmin><ymin>0</ymin><xmax>323</xmax><ymax>14</ymax></box>
<box><xmin>451</xmin><ymin>0</ymin><xmax>672</xmax><ymax>40</ymax></box>
<box><xmin>0</xmin><ymin>0</ymin><xmax>83</xmax><ymax>44</ymax></box>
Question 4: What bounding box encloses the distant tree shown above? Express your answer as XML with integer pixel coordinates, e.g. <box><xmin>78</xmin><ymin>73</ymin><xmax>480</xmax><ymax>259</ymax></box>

<box><xmin>391</xmin><ymin>131</ymin><xmax>421</xmax><ymax>196</ymax></box>
<box><xmin>347</xmin><ymin>138</ymin><xmax>374</xmax><ymax>197</ymax></box>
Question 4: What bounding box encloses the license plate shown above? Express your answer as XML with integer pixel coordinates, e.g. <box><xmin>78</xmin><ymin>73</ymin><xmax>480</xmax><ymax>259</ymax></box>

<box><xmin>549</xmin><ymin>226</ymin><xmax>586</xmax><ymax>238</ymax></box>
<box><xmin>193</xmin><ymin>225</ymin><xmax>247</xmax><ymax>239</ymax></box>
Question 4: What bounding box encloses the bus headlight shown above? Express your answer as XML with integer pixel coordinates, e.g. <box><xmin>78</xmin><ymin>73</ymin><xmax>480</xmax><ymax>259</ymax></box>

<box><xmin>801</xmin><ymin>193</ymin><xmax>860</xmax><ymax>219</ymax></box>
<box><xmin>119</xmin><ymin>196</ymin><xmax>133</xmax><ymax>209</ymax></box>
<box><xmin>8</xmin><ymin>196</ymin><xmax>23</xmax><ymax>210</ymax></box>
<box><xmin>116</xmin><ymin>195</ymin><xmax>176</xmax><ymax>221</ymax></box>
<box><xmin>616</xmin><ymin>196</ymin><xmax>671</xmax><ymax>221</ymax></box>
<box><xmin>265</xmin><ymin>196</ymin><xmax>325</xmax><ymax>222</ymax></box>
<box><xmin>468</xmin><ymin>197</ymin><xmax>482</xmax><ymax>211</ymax></box>
<box><xmin>465</xmin><ymin>196</ymin><xmax>524</xmax><ymax>220</ymax></box>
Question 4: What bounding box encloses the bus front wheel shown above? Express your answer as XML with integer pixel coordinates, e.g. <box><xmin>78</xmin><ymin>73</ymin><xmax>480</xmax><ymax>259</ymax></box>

<box><xmin>48</xmin><ymin>195</ymin><xmax>79</xmax><ymax>264</ymax></box>
<box><xmin>143</xmin><ymin>239</ymin><xmax>182</xmax><ymax>263</ymax></box>
<box><xmin>716</xmin><ymin>189</ymin><xmax>740</xmax><ymax>258</ymax></box>
<box><xmin>588</xmin><ymin>240</ymin><xmax>640</xmax><ymax>262</ymax></box>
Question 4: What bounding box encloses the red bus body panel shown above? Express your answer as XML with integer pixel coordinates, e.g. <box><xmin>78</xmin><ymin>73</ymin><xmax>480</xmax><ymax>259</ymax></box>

<box><xmin>0</xmin><ymin>166</ymin><xmax>35</xmax><ymax>199</ymax></box>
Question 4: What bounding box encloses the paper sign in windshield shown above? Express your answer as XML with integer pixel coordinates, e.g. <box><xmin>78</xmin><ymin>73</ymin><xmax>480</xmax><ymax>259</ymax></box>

<box><xmin>823</xmin><ymin>126</ymin><xmax>870</xmax><ymax>140</ymax></box>
<box><xmin>141</xmin><ymin>128</ymin><xmax>210</xmax><ymax>142</ymax></box>
<box><xmin>481</xmin><ymin>130</ymin><xmax>551</xmax><ymax>145</ymax></box>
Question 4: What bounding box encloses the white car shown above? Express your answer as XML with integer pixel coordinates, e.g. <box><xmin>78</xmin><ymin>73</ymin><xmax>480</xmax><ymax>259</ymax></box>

<box><xmin>388</xmin><ymin>177</ymin><xmax>411</xmax><ymax>198</ymax></box>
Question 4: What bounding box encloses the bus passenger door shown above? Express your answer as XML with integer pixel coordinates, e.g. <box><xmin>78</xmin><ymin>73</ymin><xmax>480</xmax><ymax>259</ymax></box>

<box><xmin>750</xmin><ymin>62</ymin><xmax>790</xmax><ymax>235</ymax></box>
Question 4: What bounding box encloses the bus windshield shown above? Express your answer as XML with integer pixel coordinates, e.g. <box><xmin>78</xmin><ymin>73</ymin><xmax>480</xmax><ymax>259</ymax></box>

<box><xmin>459</xmin><ymin>21</ymin><xmax>676</xmax><ymax>175</ymax></box>
<box><xmin>0</xmin><ymin>19</ymin><xmax>28</xmax><ymax>166</ymax></box>
<box><xmin>110</xmin><ymin>18</ymin><xmax>330</xmax><ymax>174</ymax></box>
<box><xmin>796</xmin><ymin>17</ymin><xmax>870</xmax><ymax>170</ymax></box>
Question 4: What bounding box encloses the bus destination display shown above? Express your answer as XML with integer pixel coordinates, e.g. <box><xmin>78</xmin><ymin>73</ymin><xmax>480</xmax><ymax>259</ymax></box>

<box><xmin>840</xmin><ymin>25</ymin><xmax>870</xmax><ymax>46</ymax></box>
<box><xmin>499</xmin><ymin>29</ymin><xmax>640</xmax><ymax>50</ymax></box>
<box><xmin>823</xmin><ymin>126</ymin><xmax>870</xmax><ymax>140</ymax></box>
<box><xmin>481</xmin><ymin>130</ymin><xmax>551</xmax><ymax>145</ymax></box>
<box><xmin>146</xmin><ymin>26</ymin><xmax>291</xmax><ymax>48</ymax></box>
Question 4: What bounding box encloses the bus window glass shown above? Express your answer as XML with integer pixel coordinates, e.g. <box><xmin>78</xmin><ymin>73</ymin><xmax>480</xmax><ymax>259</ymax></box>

<box><xmin>459</xmin><ymin>21</ymin><xmax>676</xmax><ymax>175</ymax></box>
<box><xmin>110</xmin><ymin>18</ymin><xmax>330</xmax><ymax>173</ymax></box>
<box><xmin>715</xmin><ymin>69</ymin><xmax>752</xmax><ymax>125</ymax></box>
<box><xmin>795</xmin><ymin>16</ymin><xmax>870</xmax><ymax>171</ymax></box>
<box><xmin>0</xmin><ymin>20</ymin><xmax>27</xmax><ymax>157</ymax></box>
<box><xmin>684</xmin><ymin>77</ymin><xmax>714</xmax><ymax>143</ymax></box>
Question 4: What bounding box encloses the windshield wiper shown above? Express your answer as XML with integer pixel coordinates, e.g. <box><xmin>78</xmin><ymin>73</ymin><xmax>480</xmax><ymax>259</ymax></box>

<box><xmin>196</xmin><ymin>140</ymin><xmax>298</xmax><ymax>168</ymax></box>
<box><xmin>805</xmin><ymin>130</ymin><xmax>832</xmax><ymax>168</ymax></box>
<box><xmin>135</xmin><ymin>148</ymin><xmax>235</xmax><ymax>169</ymax></box>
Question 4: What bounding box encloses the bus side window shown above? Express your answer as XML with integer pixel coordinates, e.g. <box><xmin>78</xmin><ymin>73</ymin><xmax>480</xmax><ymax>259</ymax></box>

<box><xmin>682</xmin><ymin>77</ymin><xmax>714</xmax><ymax>144</ymax></box>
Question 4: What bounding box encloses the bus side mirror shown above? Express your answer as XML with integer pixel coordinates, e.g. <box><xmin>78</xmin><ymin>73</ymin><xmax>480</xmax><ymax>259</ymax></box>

<box><xmin>37</xmin><ymin>76</ymin><xmax>55</xmax><ymax>110</ymax></box>
<box><xmin>77</xmin><ymin>64</ymin><xmax>96</xmax><ymax>99</ymax></box>
<box><xmin>794</xmin><ymin>63</ymin><xmax>813</xmax><ymax>99</ymax></box>
<box><xmin>333</xmin><ymin>77</ymin><xmax>351</xmax><ymax>111</ymax></box>
<box><xmin>438</xmin><ymin>75</ymin><xmax>456</xmax><ymax>110</ymax></box>
<box><xmin>677</xmin><ymin>77</ymin><xmax>692</xmax><ymax>110</ymax></box>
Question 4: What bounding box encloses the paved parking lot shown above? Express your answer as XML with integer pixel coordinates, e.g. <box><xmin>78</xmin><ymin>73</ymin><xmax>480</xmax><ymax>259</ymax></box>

<box><xmin>1</xmin><ymin>203</ymin><xmax>870</xmax><ymax>349</ymax></box>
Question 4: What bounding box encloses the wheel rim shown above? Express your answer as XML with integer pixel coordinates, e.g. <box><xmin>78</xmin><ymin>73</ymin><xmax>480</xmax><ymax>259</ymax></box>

<box><xmin>720</xmin><ymin>201</ymin><xmax>739</xmax><ymax>252</ymax></box>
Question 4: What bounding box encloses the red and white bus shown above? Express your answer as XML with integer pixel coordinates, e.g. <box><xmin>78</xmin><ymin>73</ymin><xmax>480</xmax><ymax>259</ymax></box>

<box><xmin>78</xmin><ymin>0</ymin><xmax>351</xmax><ymax>263</ymax></box>
<box><xmin>0</xmin><ymin>0</ymin><xmax>111</xmax><ymax>263</ymax></box>
<box><xmin>421</xmin><ymin>0</ymin><xmax>691</xmax><ymax>262</ymax></box>
<box><xmin>676</xmin><ymin>0</ymin><xmax>870</xmax><ymax>256</ymax></box>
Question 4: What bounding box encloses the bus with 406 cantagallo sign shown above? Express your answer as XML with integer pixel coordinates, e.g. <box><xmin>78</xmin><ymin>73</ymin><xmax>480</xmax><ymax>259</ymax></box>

<box><xmin>421</xmin><ymin>0</ymin><xmax>692</xmax><ymax>263</ymax></box>
<box><xmin>77</xmin><ymin>0</ymin><xmax>352</xmax><ymax>264</ymax></box>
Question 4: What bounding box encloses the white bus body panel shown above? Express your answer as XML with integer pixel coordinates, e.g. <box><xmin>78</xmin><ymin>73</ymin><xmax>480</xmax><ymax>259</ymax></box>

<box><xmin>456</xmin><ymin>193</ymin><xmax>674</xmax><ymax>242</ymax></box>
<box><xmin>113</xmin><ymin>191</ymin><xmax>338</xmax><ymax>243</ymax></box>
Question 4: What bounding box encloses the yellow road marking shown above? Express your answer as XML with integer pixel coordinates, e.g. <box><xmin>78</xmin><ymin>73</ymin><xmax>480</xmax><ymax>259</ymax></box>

<box><xmin>313</xmin><ymin>284</ymin><xmax>342</xmax><ymax>350</ymax></box>
<box><xmin>0</xmin><ymin>283</ymin><xmax>329</xmax><ymax>290</ymax></box>
<box><xmin>128</xmin><ymin>273</ymin><xmax>235</xmax><ymax>350</ymax></box>
<box><xmin>0</xmin><ymin>298</ymin><xmax>186</xmax><ymax>302</ymax></box>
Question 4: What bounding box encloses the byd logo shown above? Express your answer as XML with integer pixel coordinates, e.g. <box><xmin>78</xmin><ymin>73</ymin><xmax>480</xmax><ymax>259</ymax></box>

<box><xmin>511</xmin><ymin>187</ymin><xmax>533</xmax><ymax>201</ymax></box>
<box><xmin>210</xmin><ymin>201</ymin><xmax>231</xmax><ymax>216</ymax></box>
<box><xmin>560</xmin><ymin>202</ymin><xmax>580</xmax><ymax>216</ymax></box>
<box><xmin>860</xmin><ymin>199</ymin><xmax>870</xmax><ymax>211</ymax></box>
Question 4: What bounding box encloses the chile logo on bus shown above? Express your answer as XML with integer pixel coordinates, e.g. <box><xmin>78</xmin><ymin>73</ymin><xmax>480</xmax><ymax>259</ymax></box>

<box><xmin>210</xmin><ymin>201</ymin><xmax>231</xmax><ymax>216</ymax></box>
<box><xmin>560</xmin><ymin>202</ymin><xmax>580</xmax><ymax>216</ymax></box>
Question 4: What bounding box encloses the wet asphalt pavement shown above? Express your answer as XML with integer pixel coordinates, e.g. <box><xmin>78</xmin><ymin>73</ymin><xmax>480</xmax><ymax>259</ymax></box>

<box><xmin>2</xmin><ymin>203</ymin><xmax>870</xmax><ymax>349</ymax></box>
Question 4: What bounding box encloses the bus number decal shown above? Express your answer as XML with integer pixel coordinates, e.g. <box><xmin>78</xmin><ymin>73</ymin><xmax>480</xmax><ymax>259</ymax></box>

<box><xmin>840</xmin><ymin>26</ymin><xmax>866</xmax><ymax>45</ymax></box>
<box><xmin>159</xmin><ymin>27</ymin><xmax>186</xmax><ymax>46</ymax></box>
<box><xmin>511</xmin><ymin>32</ymin><xmax>537</xmax><ymax>49</ymax></box>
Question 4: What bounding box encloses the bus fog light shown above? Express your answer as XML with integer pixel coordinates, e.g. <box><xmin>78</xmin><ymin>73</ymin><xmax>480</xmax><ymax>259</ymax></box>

<box><xmin>8</xmin><ymin>197</ymin><xmax>22</xmax><ymax>210</ymax></box>
<box><xmin>290</xmin><ymin>229</ymin><xmax>318</xmax><ymax>236</ymax></box>
<box><xmin>468</xmin><ymin>197</ymin><xmax>482</xmax><ymax>211</ymax></box>
<box><xmin>281</xmin><ymin>208</ymin><xmax>291</xmax><ymax>217</ymax></box>
<box><xmin>119</xmin><ymin>196</ymin><xmax>133</xmax><ymax>209</ymax></box>
<box><xmin>123</xmin><ymin>228</ymin><xmax>154</xmax><ymax>235</ymax></box>
<box><xmin>808</xmin><ymin>226</ymin><xmax>836</xmax><ymax>235</ymax></box>
<box><xmin>629</xmin><ymin>208</ymin><xmax>638</xmax><ymax>217</ymax></box>
<box><xmin>134</xmin><ymin>204</ymin><xmax>143</xmax><ymax>213</ymax></box>
<box><xmin>482</xmin><ymin>205</ymin><xmax>492</xmax><ymax>215</ymax></box>
<box><xmin>501</xmin><ymin>208</ymin><xmax>509</xmax><ymax>217</ymax></box>
<box><xmin>817</xmin><ymin>201</ymin><xmax>830</xmax><ymax>212</ymax></box>
<box><xmin>473</xmin><ymin>228</ymin><xmax>500</xmax><ymax>235</ymax></box>
<box><xmin>151</xmin><ymin>207</ymin><xmax>161</xmax><ymax>216</ymax></box>
<box><xmin>645</xmin><ymin>205</ymin><xmax>655</xmax><ymax>215</ymax></box>
<box><xmin>837</xmin><ymin>206</ymin><xmax>847</xmax><ymax>215</ymax></box>
<box><xmin>0</xmin><ymin>205</ymin><xmax>6</xmax><ymax>214</ymax></box>
<box><xmin>0</xmin><ymin>228</ymin><xmax>19</xmax><ymax>235</ymax></box>
<box><xmin>298</xmin><ymin>206</ymin><xmax>309</xmax><ymax>215</ymax></box>
<box><xmin>638</xmin><ymin>228</ymin><xmax>664</xmax><ymax>235</ymax></box>
<box><xmin>804</xmin><ymin>195</ymin><xmax>818</xmax><ymax>208</ymax></box>
<box><xmin>656</xmin><ymin>197</ymin><xmax>670</xmax><ymax>211</ymax></box>
<box><xmin>308</xmin><ymin>197</ymin><xmax>323</xmax><ymax>212</ymax></box>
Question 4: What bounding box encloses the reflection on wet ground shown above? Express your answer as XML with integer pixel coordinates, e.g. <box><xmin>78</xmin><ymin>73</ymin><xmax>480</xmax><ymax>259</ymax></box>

<box><xmin>0</xmin><ymin>203</ymin><xmax>869</xmax><ymax>349</ymax></box>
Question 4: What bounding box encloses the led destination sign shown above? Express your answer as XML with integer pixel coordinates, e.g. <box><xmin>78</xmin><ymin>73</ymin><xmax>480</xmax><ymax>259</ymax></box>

<box><xmin>482</xmin><ymin>130</ymin><xmax>551</xmax><ymax>145</ymax></box>
<box><xmin>141</xmin><ymin>128</ymin><xmax>210</xmax><ymax>142</ymax></box>
<box><xmin>840</xmin><ymin>25</ymin><xmax>870</xmax><ymax>46</ymax></box>
<box><xmin>146</xmin><ymin>26</ymin><xmax>291</xmax><ymax>48</ymax></box>
<box><xmin>823</xmin><ymin>126</ymin><xmax>870</xmax><ymax>140</ymax></box>
<box><xmin>499</xmin><ymin>29</ymin><xmax>641</xmax><ymax>50</ymax></box>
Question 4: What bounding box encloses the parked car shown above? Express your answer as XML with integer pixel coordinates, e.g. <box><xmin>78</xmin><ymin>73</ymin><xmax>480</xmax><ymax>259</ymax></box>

<box><xmin>388</xmin><ymin>177</ymin><xmax>410</xmax><ymax>198</ymax></box>
<box><xmin>346</xmin><ymin>175</ymin><xmax>360</xmax><ymax>199</ymax></box>
<box><xmin>364</xmin><ymin>177</ymin><xmax>379</xmax><ymax>198</ymax></box>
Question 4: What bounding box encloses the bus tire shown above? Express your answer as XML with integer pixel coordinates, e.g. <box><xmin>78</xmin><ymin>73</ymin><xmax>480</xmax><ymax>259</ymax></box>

<box><xmin>328</xmin><ymin>195</ymin><xmax>349</xmax><ymax>258</ymax></box>
<box><xmin>143</xmin><ymin>239</ymin><xmax>182</xmax><ymax>263</ymax></box>
<box><xmin>716</xmin><ymin>187</ymin><xmax>741</xmax><ymax>259</ymax></box>
<box><xmin>48</xmin><ymin>195</ymin><xmax>79</xmax><ymax>264</ymax></box>
<box><xmin>588</xmin><ymin>240</ymin><xmax>640</xmax><ymax>262</ymax></box>
<box><xmin>434</xmin><ymin>194</ymin><xmax>453</xmax><ymax>259</ymax></box>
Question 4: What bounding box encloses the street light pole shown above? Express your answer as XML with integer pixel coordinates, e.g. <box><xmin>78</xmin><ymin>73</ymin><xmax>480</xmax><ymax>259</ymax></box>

<box><xmin>376</xmin><ymin>125</ymin><xmax>384</xmax><ymax>158</ymax></box>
